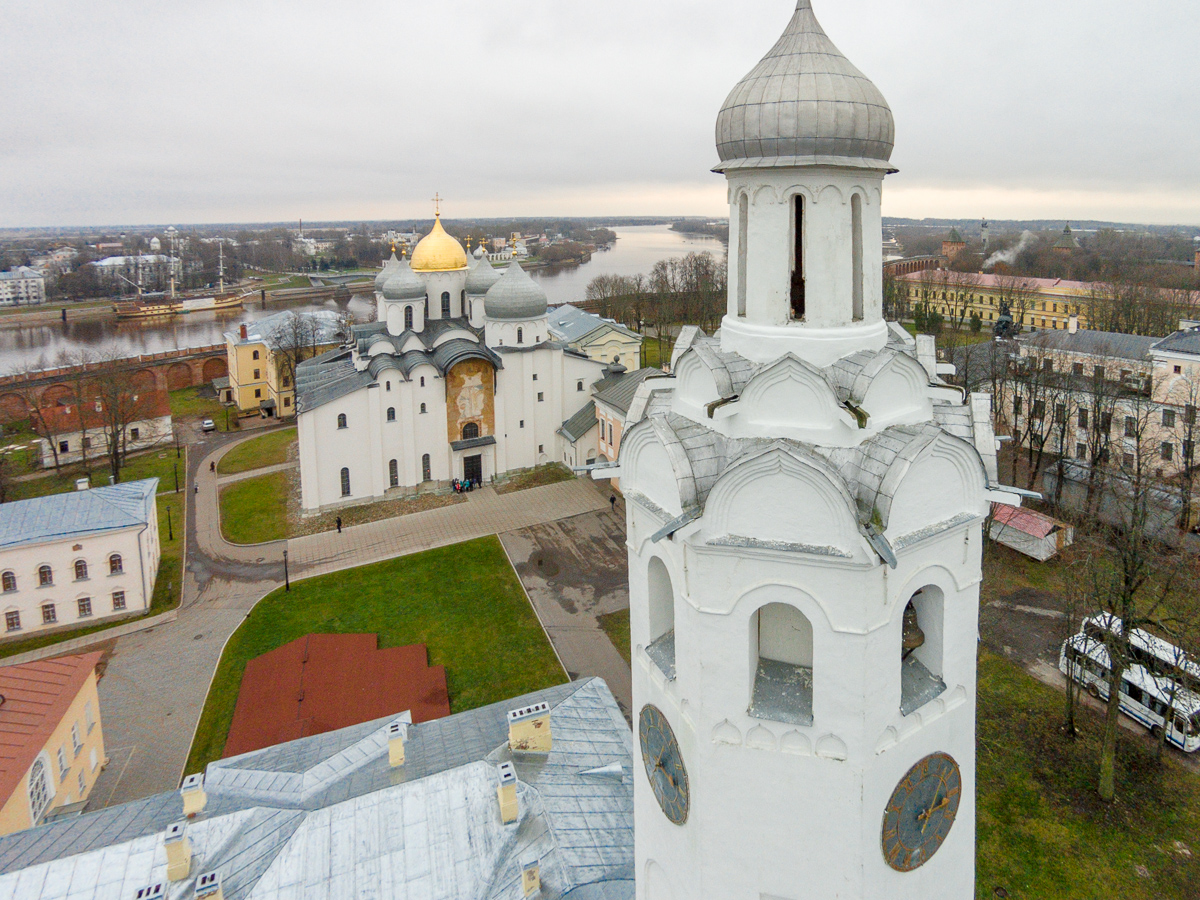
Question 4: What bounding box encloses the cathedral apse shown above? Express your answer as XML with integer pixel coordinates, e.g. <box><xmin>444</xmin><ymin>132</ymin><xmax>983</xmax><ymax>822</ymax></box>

<box><xmin>445</xmin><ymin>358</ymin><xmax>495</xmax><ymax>442</ymax></box>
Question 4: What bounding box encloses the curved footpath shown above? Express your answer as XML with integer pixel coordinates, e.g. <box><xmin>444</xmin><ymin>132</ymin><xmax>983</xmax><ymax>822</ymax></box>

<box><xmin>87</xmin><ymin>428</ymin><xmax>609</xmax><ymax>808</ymax></box>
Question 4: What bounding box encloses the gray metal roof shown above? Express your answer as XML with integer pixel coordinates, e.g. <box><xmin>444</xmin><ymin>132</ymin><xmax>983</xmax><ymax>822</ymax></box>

<box><xmin>1019</xmin><ymin>328</ymin><xmax>1157</xmax><ymax>362</ymax></box>
<box><xmin>1151</xmin><ymin>326</ymin><xmax>1200</xmax><ymax>356</ymax></box>
<box><xmin>224</xmin><ymin>310</ymin><xmax>343</xmax><ymax>350</ymax></box>
<box><xmin>485</xmin><ymin>261</ymin><xmax>548</xmax><ymax>321</ymax></box>
<box><xmin>0</xmin><ymin>479</ymin><xmax>157</xmax><ymax>549</ymax></box>
<box><xmin>593</xmin><ymin>369</ymin><xmax>664</xmax><ymax>416</ymax></box>
<box><xmin>715</xmin><ymin>0</ymin><xmax>895</xmax><ymax>171</ymax></box>
<box><xmin>560</xmin><ymin>401</ymin><xmax>598</xmax><ymax>443</ymax></box>
<box><xmin>373</xmin><ymin>251</ymin><xmax>400</xmax><ymax>291</ymax></box>
<box><xmin>547</xmin><ymin>306</ymin><xmax>638</xmax><ymax>345</ymax></box>
<box><xmin>381</xmin><ymin>256</ymin><xmax>426</xmax><ymax>301</ymax></box>
<box><xmin>465</xmin><ymin>256</ymin><xmax>503</xmax><ymax>296</ymax></box>
<box><xmin>0</xmin><ymin>679</ymin><xmax>633</xmax><ymax>900</ymax></box>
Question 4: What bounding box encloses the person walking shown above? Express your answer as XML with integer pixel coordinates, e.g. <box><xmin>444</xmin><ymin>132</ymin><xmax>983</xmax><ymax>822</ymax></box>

<box><xmin>609</xmin><ymin>494</ymin><xmax>617</xmax><ymax>512</ymax></box>
<box><xmin>336</xmin><ymin>516</ymin><xmax>342</xmax><ymax>534</ymax></box>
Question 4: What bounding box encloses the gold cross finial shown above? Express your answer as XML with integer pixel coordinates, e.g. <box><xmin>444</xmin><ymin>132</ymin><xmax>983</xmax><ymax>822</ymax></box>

<box><xmin>432</xmin><ymin>192</ymin><xmax>442</xmax><ymax>216</ymax></box>
<box><xmin>466</xmin><ymin>236</ymin><xmax>472</xmax><ymax>251</ymax></box>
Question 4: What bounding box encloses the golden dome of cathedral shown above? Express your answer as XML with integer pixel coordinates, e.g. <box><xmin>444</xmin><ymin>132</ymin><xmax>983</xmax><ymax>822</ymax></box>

<box><xmin>411</xmin><ymin>215</ymin><xmax>468</xmax><ymax>272</ymax></box>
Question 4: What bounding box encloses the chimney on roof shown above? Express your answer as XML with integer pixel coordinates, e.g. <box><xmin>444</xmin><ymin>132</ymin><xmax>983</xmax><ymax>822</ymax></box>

<box><xmin>508</xmin><ymin>701</ymin><xmax>552</xmax><ymax>753</ymax></box>
<box><xmin>180</xmin><ymin>773</ymin><xmax>206</xmax><ymax>818</ymax></box>
<box><xmin>1068</xmin><ymin>315</ymin><xmax>1079</xmax><ymax>335</ymax></box>
<box><xmin>388</xmin><ymin>719</ymin><xmax>408</xmax><ymax>768</ymax></box>
<box><xmin>521</xmin><ymin>857</ymin><xmax>542</xmax><ymax>897</ymax></box>
<box><xmin>195</xmin><ymin>872</ymin><xmax>224</xmax><ymax>900</ymax></box>
<box><xmin>163</xmin><ymin>822</ymin><xmax>192</xmax><ymax>882</ymax></box>
<box><xmin>240</xmin><ymin>323</ymin><xmax>248</xmax><ymax>340</ymax></box>
<box><xmin>75</xmin><ymin>478</ymin><xmax>90</xmax><ymax>491</ymax></box>
<box><xmin>497</xmin><ymin>762</ymin><xmax>519</xmax><ymax>824</ymax></box>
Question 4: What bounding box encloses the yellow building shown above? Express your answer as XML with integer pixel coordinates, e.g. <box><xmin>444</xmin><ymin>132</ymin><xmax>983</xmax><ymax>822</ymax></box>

<box><xmin>224</xmin><ymin>311</ymin><xmax>344</xmax><ymax>418</ymax></box>
<box><xmin>898</xmin><ymin>270</ymin><xmax>1093</xmax><ymax>331</ymax></box>
<box><xmin>0</xmin><ymin>652</ymin><xmax>105</xmax><ymax>835</ymax></box>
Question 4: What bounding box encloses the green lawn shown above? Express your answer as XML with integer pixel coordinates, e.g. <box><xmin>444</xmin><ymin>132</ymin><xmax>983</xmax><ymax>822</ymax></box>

<box><xmin>219</xmin><ymin>471</ymin><xmax>289</xmax><ymax>544</ymax></box>
<box><xmin>596</xmin><ymin>609</ymin><xmax>630</xmax><ymax>664</ymax></box>
<box><xmin>184</xmin><ymin>536</ymin><xmax>566</xmax><ymax>773</ymax></box>
<box><xmin>642</xmin><ymin>338</ymin><xmax>674</xmax><ymax>370</ymax></box>
<box><xmin>169</xmin><ymin>386</ymin><xmax>234</xmax><ymax>432</ymax></box>
<box><xmin>9</xmin><ymin>448</ymin><xmax>185</xmax><ymax>502</ymax></box>
<box><xmin>0</xmin><ymin>421</ymin><xmax>45</xmax><ymax>478</ymax></box>
<box><xmin>0</xmin><ymin>470</ymin><xmax>186</xmax><ymax>660</ymax></box>
<box><xmin>975</xmin><ymin>652</ymin><xmax>1200</xmax><ymax>899</ymax></box>
<box><xmin>217</xmin><ymin>428</ymin><xmax>296</xmax><ymax>476</ymax></box>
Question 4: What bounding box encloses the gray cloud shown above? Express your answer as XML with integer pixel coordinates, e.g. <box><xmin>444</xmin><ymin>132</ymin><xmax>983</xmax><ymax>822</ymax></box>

<box><xmin>2</xmin><ymin>0</ymin><xmax>1197</xmax><ymax>226</ymax></box>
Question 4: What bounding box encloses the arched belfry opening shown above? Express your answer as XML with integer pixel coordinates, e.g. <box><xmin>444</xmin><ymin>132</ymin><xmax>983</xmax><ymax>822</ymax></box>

<box><xmin>736</xmin><ymin>193</ymin><xmax>749</xmax><ymax>317</ymax></box>
<box><xmin>790</xmin><ymin>196</ymin><xmax>806</xmax><ymax>320</ymax></box>
<box><xmin>851</xmin><ymin>193</ymin><xmax>864</xmax><ymax>321</ymax></box>
<box><xmin>900</xmin><ymin>586</ymin><xmax>946</xmax><ymax>715</ymax></box>
<box><xmin>749</xmin><ymin>602</ymin><xmax>813</xmax><ymax>726</ymax></box>
<box><xmin>646</xmin><ymin>557</ymin><xmax>676</xmax><ymax>679</ymax></box>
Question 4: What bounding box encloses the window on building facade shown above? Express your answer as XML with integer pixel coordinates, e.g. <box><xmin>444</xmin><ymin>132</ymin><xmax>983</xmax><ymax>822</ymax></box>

<box><xmin>387</xmin><ymin>407</ymin><xmax>396</xmax><ymax>422</ymax></box>
<box><xmin>1013</xmin><ymin>396</ymin><xmax>1022</xmax><ymax>416</ymax></box>
<box><xmin>1031</xmin><ymin>400</ymin><xmax>1045</xmax><ymax>419</ymax></box>
<box><xmin>38</xmin><ymin>565</ymin><xmax>52</xmax><ymax>586</ymax></box>
<box><xmin>2</xmin><ymin>571</ymin><xmax>14</xmax><ymax>592</ymax></box>
<box><xmin>1185</xmin><ymin>440</ymin><xmax>1195</xmax><ymax>463</ymax></box>
<box><xmin>751</xmin><ymin>601</ymin><xmax>814</xmax><ymax>726</ymax></box>
<box><xmin>109</xmin><ymin>554</ymin><xmax>122</xmax><ymax>575</ymax></box>
<box><xmin>422</xmin><ymin>454</ymin><xmax>432</xmax><ymax>482</ymax></box>
<box><xmin>253</xmin><ymin>369</ymin><xmax>260</xmax><ymax>380</ymax></box>
<box><xmin>5</xmin><ymin>610</ymin><xmax>20</xmax><ymax>632</ymax></box>
<box><xmin>462</xmin><ymin>423</ymin><xmax>480</xmax><ymax>441</ymax></box>
<box><xmin>420</xmin><ymin>376</ymin><xmax>425</xmax><ymax>387</ymax></box>
<box><xmin>1100</xmin><ymin>413</ymin><xmax>1112</xmax><ymax>432</ymax></box>
<box><xmin>254</xmin><ymin>389</ymin><xmax>261</xmax><ymax>399</ymax></box>
<box><xmin>1163</xmin><ymin>409</ymin><xmax>1176</xmax><ymax>428</ymax></box>
<box><xmin>441</xmin><ymin>292</ymin><xmax>451</xmax><ymax>317</ymax></box>
<box><xmin>385</xmin><ymin>381</ymin><xmax>391</xmax><ymax>392</ymax></box>
<box><xmin>537</xmin><ymin>392</ymin><xmax>544</xmax><ymax>402</ymax></box>
<box><xmin>284</xmin><ymin>397</ymin><xmax>291</xmax><ymax>408</ymax></box>
<box><xmin>57</xmin><ymin>747</ymin><xmax>68</xmax><ymax>780</ymax></box>
<box><xmin>1076</xmin><ymin>442</ymin><xmax>1087</xmax><ymax>459</ymax></box>
<box><xmin>74</xmin><ymin>560</ymin><xmax>87</xmax><ymax>581</ymax></box>
<box><xmin>389</xmin><ymin>459</ymin><xmax>399</xmax><ymax>488</ymax></box>
<box><xmin>405</xmin><ymin>306</ymin><xmax>414</xmax><ymax>331</ymax></box>
<box><xmin>253</xmin><ymin>350</ymin><xmax>259</xmax><ymax>360</ymax></box>
<box><xmin>340</xmin><ymin>468</ymin><xmax>351</xmax><ymax>497</ymax></box>
<box><xmin>790</xmin><ymin>195</ymin><xmax>806</xmax><ymax>319</ymax></box>
<box><xmin>1093</xmin><ymin>366</ymin><xmax>1106</xmax><ymax>381</ymax></box>
<box><xmin>76</xmin><ymin>769</ymin><xmax>86</xmax><ymax>798</ymax></box>
<box><xmin>337</xmin><ymin>413</ymin><xmax>347</xmax><ymax>429</ymax></box>
<box><xmin>1162</xmin><ymin>442</ymin><xmax>1174</xmax><ymax>461</ymax></box>
<box><xmin>1124</xmin><ymin>416</ymin><xmax>1136</xmax><ymax>437</ymax></box>
<box><xmin>577</xmin><ymin>380</ymin><xmax>584</xmax><ymax>391</ymax></box>
<box><xmin>532</xmin><ymin>373</ymin><xmax>537</xmax><ymax>381</ymax></box>
<box><xmin>59</xmin><ymin>441</ymin><xmax>68</xmax><ymax>454</ymax></box>
<box><xmin>77</xmin><ymin>597</ymin><xmax>91</xmax><ymax>617</ymax></box>
<box><xmin>1175</xmin><ymin>365</ymin><xmax>1182</xmax><ymax>375</ymax></box>
<box><xmin>71</xmin><ymin>723</ymin><xmax>82</xmax><ymax>756</ymax></box>
<box><xmin>1078</xmin><ymin>409</ymin><xmax>1088</xmax><ymax>428</ymax></box>
<box><xmin>1187</xmin><ymin>405</ymin><xmax>1197</xmax><ymax>426</ymax></box>
<box><xmin>420</xmin><ymin>403</ymin><xmax>427</xmax><ymax>414</ymax></box>
<box><xmin>42</xmin><ymin>603</ymin><xmax>56</xmax><ymax>625</ymax></box>
<box><xmin>1072</xmin><ymin>363</ymin><xmax>1084</xmax><ymax>376</ymax></box>
<box><xmin>1042</xmin><ymin>358</ymin><xmax>1053</xmax><ymax>373</ymax></box>
<box><xmin>1123</xmin><ymin>451</ymin><xmax>1135</xmax><ymax>468</ymax></box>
<box><xmin>608</xmin><ymin>422</ymin><xmax>614</xmax><ymax>444</ymax></box>
<box><xmin>28</xmin><ymin>760</ymin><xmax>50</xmax><ymax>823</ymax></box>
<box><xmin>519</xmin><ymin>420</ymin><xmax>524</xmax><ymax>428</ymax></box>
<box><xmin>112</xmin><ymin>591</ymin><xmax>126</xmax><ymax>611</ymax></box>
<box><xmin>85</xmin><ymin>701</ymin><xmax>95</xmax><ymax>733</ymax></box>
<box><xmin>850</xmin><ymin>194</ymin><xmax>864</xmax><ymax>321</ymax></box>
<box><xmin>517</xmin><ymin>328</ymin><xmax>524</xmax><ymax>344</ymax></box>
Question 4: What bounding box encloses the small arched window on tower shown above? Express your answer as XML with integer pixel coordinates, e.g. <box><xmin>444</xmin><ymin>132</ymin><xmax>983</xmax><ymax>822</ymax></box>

<box><xmin>441</xmin><ymin>292</ymin><xmax>451</xmax><ymax>318</ymax></box>
<box><xmin>737</xmin><ymin>192</ymin><xmax>749</xmax><ymax>317</ymax></box>
<box><xmin>749</xmin><ymin>602</ymin><xmax>813</xmax><ymax>726</ymax></box>
<box><xmin>645</xmin><ymin>558</ymin><xmax>676</xmax><ymax>680</ymax></box>
<box><xmin>337</xmin><ymin>413</ymin><xmax>347</xmax><ymax>430</ymax></box>
<box><xmin>517</xmin><ymin>327</ymin><xmax>524</xmax><ymax>344</ymax></box>
<box><xmin>386</xmin><ymin>407</ymin><xmax>396</xmax><ymax>422</ymax></box>
<box><xmin>900</xmin><ymin>587</ymin><xmax>946</xmax><ymax>716</ymax></box>
<box><xmin>790</xmin><ymin>195</ymin><xmax>806</xmax><ymax>320</ymax></box>
<box><xmin>421</xmin><ymin>453</ymin><xmax>432</xmax><ymax>482</ymax></box>
<box><xmin>851</xmin><ymin>193</ymin><xmax>864</xmax><ymax>321</ymax></box>
<box><xmin>388</xmin><ymin>459</ymin><xmax>399</xmax><ymax>488</ymax></box>
<box><xmin>462</xmin><ymin>422</ymin><xmax>480</xmax><ymax>441</ymax></box>
<box><xmin>404</xmin><ymin>305</ymin><xmax>414</xmax><ymax>331</ymax></box>
<box><xmin>420</xmin><ymin>402</ymin><xmax>427</xmax><ymax>414</ymax></box>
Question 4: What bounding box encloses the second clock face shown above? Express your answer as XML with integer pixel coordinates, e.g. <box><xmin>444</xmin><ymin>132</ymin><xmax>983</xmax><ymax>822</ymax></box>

<box><xmin>638</xmin><ymin>704</ymin><xmax>689</xmax><ymax>825</ymax></box>
<box><xmin>881</xmin><ymin>752</ymin><xmax>962</xmax><ymax>872</ymax></box>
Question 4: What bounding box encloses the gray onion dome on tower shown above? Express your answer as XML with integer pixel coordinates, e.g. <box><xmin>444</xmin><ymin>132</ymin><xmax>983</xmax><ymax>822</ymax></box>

<box><xmin>465</xmin><ymin>254</ymin><xmax>502</xmax><ymax>296</ymax></box>
<box><xmin>715</xmin><ymin>0</ymin><xmax>895</xmax><ymax>170</ymax></box>
<box><xmin>374</xmin><ymin>251</ymin><xmax>401</xmax><ymax>292</ymax></box>
<box><xmin>382</xmin><ymin>255</ymin><xmax>426</xmax><ymax>301</ymax></box>
<box><xmin>484</xmin><ymin>260</ymin><xmax>548</xmax><ymax>320</ymax></box>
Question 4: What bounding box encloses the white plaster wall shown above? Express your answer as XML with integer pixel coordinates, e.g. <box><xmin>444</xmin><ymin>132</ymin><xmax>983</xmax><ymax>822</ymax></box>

<box><xmin>484</xmin><ymin>317</ymin><xmax>550</xmax><ymax>349</ymax></box>
<box><xmin>422</xmin><ymin>271</ymin><xmax>468</xmax><ymax>320</ymax></box>
<box><xmin>0</xmin><ymin>523</ymin><xmax>158</xmax><ymax>636</ymax></box>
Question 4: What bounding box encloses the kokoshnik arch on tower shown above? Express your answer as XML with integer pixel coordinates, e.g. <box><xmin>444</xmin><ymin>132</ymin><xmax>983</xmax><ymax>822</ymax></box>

<box><xmin>613</xmin><ymin>3</ymin><xmax>1003</xmax><ymax>898</ymax></box>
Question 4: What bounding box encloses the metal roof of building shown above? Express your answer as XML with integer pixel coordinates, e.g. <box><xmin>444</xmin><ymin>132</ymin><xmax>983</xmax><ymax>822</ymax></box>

<box><xmin>223</xmin><ymin>310</ymin><xmax>343</xmax><ymax>349</ymax></box>
<box><xmin>0</xmin><ymin>479</ymin><xmax>157</xmax><ymax>550</ymax></box>
<box><xmin>0</xmin><ymin>653</ymin><xmax>103</xmax><ymax>812</ymax></box>
<box><xmin>0</xmin><ymin>679</ymin><xmax>633</xmax><ymax>900</ymax></box>
<box><xmin>1018</xmin><ymin>328</ymin><xmax>1158</xmax><ymax>362</ymax></box>
<box><xmin>593</xmin><ymin>369</ymin><xmax>664</xmax><ymax>416</ymax></box>
<box><xmin>547</xmin><ymin>306</ymin><xmax>638</xmax><ymax>345</ymax></box>
<box><xmin>1151</xmin><ymin>326</ymin><xmax>1200</xmax><ymax>356</ymax></box>
<box><xmin>560</xmin><ymin>401</ymin><xmax>598</xmax><ymax>443</ymax></box>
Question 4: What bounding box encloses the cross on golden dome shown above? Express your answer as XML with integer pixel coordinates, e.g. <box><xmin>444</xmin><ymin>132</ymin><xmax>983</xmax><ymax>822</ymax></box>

<box><xmin>431</xmin><ymin>192</ymin><xmax>443</xmax><ymax>216</ymax></box>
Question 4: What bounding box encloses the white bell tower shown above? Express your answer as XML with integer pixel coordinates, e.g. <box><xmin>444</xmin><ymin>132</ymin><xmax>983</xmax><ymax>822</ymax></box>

<box><xmin>618</xmin><ymin>4</ymin><xmax>996</xmax><ymax>899</ymax></box>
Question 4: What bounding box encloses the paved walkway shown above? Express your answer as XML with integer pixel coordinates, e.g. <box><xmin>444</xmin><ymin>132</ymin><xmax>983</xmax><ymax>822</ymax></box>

<box><xmin>499</xmin><ymin>500</ymin><xmax>632</xmax><ymax>719</ymax></box>
<box><xmin>215</xmin><ymin>460</ymin><xmax>297</xmax><ymax>486</ymax></box>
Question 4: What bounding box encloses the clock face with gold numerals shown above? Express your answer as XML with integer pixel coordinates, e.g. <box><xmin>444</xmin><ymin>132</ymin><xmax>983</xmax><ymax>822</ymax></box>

<box><xmin>881</xmin><ymin>752</ymin><xmax>961</xmax><ymax>872</ymax></box>
<box><xmin>639</xmin><ymin>704</ymin><xmax>689</xmax><ymax>825</ymax></box>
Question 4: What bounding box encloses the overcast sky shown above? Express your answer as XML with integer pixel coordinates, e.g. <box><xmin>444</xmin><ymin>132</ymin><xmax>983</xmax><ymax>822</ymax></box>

<box><xmin>3</xmin><ymin>0</ymin><xmax>1198</xmax><ymax>228</ymax></box>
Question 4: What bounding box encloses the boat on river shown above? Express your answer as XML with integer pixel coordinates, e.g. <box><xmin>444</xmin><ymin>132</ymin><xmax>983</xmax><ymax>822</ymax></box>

<box><xmin>113</xmin><ymin>290</ymin><xmax>246</xmax><ymax>319</ymax></box>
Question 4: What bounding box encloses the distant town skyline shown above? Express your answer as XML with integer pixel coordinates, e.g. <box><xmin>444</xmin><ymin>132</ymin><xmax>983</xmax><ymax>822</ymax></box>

<box><xmin>3</xmin><ymin>0</ymin><xmax>1198</xmax><ymax>228</ymax></box>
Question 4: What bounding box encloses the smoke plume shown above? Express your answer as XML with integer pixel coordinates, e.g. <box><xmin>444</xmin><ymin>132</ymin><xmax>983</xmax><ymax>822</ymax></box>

<box><xmin>983</xmin><ymin>231</ymin><xmax>1035</xmax><ymax>270</ymax></box>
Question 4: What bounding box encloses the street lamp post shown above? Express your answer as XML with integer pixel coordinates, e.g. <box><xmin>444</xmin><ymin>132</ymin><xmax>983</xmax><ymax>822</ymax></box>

<box><xmin>283</xmin><ymin>549</ymin><xmax>290</xmax><ymax>592</ymax></box>
<box><xmin>173</xmin><ymin>462</ymin><xmax>179</xmax><ymax>493</ymax></box>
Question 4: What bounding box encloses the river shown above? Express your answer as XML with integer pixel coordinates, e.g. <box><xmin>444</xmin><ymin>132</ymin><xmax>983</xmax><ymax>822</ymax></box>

<box><xmin>0</xmin><ymin>224</ymin><xmax>725</xmax><ymax>372</ymax></box>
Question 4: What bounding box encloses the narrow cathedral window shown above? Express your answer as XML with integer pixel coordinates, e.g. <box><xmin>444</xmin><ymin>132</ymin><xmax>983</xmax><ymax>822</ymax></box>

<box><xmin>421</xmin><ymin>454</ymin><xmax>431</xmax><ymax>482</ymax></box>
<box><xmin>405</xmin><ymin>306</ymin><xmax>413</xmax><ymax>331</ymax></box>
<box><xmin>389</xmin><ymin>459</ymin><xmax>399</xmax><ymax>487</ymax></box>
<box><xmin>385</xmin><ymin>381</ymin><xmax>391</xmax><ymax>391</ymax></box>
<box><xmin>737</xmin><ymin>193</ymin><xmax>749</xmax><ymax>316</ymax></box>
<box><xmin>420</xmin><ymin>403</ymin><xmax>427</xmax><ymax>414</ymax></box>
<box><xmin>851</xmin><ymin>194</ymin><xmax>864</xmax><ymax>321</ymax></box>
<box><xmin>337</xmin><ymin>414</ymin><xmax>347</xmax><ymax>429</ymax></box>
<box><xmin>420</xmin><ymin>376</ymin><xmax>425</xmax><ymax>387</ymax></box>
<box><xmin>340</xmin><ymin>468</ymin><xmax>351</xmax><ymax>497</ymax></box>
<box><xmin>517</xmin><ymin>328</ymin><xmax>524</xmax><ymax>344</ymax></box>
<box><xmin>387</xmin><ymin>407</ymin><xmax>396</xmax><ymax>422</ymax></box>
<box><xmin>441</xmin><ymin>292</ymin><xmax>451</xmax><ymax>318</ymax></box>
<box><xmin>790</xmin><ymin>195</ymin><xmax>806</xmax><ymax>319</ymax></box>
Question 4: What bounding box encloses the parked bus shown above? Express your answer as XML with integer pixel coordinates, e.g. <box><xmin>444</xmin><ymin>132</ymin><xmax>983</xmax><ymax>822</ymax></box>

<box><xmin>1059</xmin><ymin>633</ymin><xmax>1200</xmax><ymax>753</ymax></box>
<box><xmin>1081</xmin><ymin>613</ymin><xmax>1200</xmax><ymax>688</ymax></box>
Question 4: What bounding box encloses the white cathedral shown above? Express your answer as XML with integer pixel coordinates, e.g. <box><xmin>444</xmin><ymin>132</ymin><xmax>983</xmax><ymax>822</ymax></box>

<box><xmin>613</xmin><ymin>2</ymin><xmax>1000</xmax><ymax>898</ymax></box>
<box><xmin>295</xmin><ymin>217</ymin><xmax>610</xmax><ymax>511</ymax></box>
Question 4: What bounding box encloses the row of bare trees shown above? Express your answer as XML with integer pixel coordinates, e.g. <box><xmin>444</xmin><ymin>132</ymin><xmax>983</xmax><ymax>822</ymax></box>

<box><xmin>585</xmin><ymin>252</ymin><xmax>727</xmax><ymax>366</ymax></box>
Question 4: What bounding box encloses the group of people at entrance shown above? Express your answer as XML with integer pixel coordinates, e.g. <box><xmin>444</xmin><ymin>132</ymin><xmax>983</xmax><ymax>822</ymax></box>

<box><xmin>452</xmin><ymin>477</ymin><xmax>480</xmax><ymax>493</ymax></box>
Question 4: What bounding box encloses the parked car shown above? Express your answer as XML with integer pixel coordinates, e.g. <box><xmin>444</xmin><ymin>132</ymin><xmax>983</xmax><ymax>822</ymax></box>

<box><xmin>201</xmin><ymin>419</ymin><xmax>216</xmax><ymax>433</ymax></box>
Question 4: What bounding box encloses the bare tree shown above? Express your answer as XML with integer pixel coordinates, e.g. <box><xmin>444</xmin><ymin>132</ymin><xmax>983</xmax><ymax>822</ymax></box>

<box><xmin>56</xmin><ymin>350</ymin><xmax>98</xmax><ymax>473</ymax></box>
<box><xmin>8</xmin><ymin>365</ymin><xmax>64</xmax><ymax>472</ymax></box>
<box><xmin>90</xmin><ymin>350</ymin><xmax>169</xmax><ymax>483</ymax></box>
<box><xmin>269</xmin><ymin>312</ymin><xmax>321</xmax><ymax>400</ymax></box>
